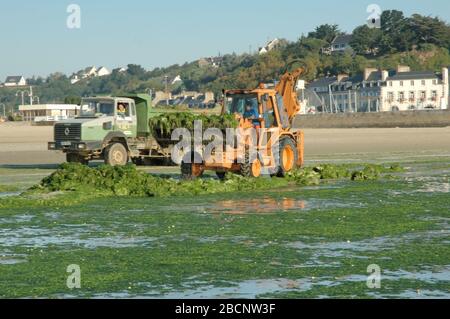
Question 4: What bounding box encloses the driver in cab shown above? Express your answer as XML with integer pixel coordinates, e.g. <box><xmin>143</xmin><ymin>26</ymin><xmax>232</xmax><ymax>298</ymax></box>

<box><xmin>117</xmin><ymin>103</ymin><xmax>128</xmax><ymax>118</ymax></box>
<box><xmin>243</xmin><ymin>100</ymin><xmax>261</xmax><ymax>129</ymax></box>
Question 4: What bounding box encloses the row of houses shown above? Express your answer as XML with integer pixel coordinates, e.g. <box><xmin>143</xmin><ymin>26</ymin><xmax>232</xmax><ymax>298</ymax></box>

<box><xmin>305</xmin><ymin>65</ymin><xmax>449</xmax><ymax>113</ymax></box>
<box><xmin>70</xmin><ymin>66</ymin><xmax>116</xmax><ymax>84</ymax></box>
<box><xmin>153</xmin><ymin>91</ymin><xmax>215</xmax><ymax>108</ymax></box>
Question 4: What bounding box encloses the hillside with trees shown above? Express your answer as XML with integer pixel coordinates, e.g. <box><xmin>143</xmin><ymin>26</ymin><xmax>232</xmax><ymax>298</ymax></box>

<box><xmin>1</xmin><ymin>10</ymin><xmax>450</xmax><ymax>113</ymax></box>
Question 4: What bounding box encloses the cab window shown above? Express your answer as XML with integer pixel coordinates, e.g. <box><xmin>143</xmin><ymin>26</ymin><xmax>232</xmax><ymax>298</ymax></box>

<box><xmin>117</xmin><ymin>102</ymin><xmax>131</xmax><ymax>118</ymax></box>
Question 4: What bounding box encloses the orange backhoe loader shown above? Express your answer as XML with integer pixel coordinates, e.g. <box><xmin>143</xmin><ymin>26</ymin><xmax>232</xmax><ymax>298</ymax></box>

<box><xmin>181</xmin><ymin>66</ymin><xmax>306</xmax><ymax>179</ymax></box>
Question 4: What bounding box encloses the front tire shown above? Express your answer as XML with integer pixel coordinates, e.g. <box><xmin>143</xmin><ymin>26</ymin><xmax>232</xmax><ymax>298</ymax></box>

<box><xmin>105</xmin><ymin>143</ymin><xmax>128</xmax><ymax>166</ymax></box>
<box><xmin>240</xmin><ymin>148</ymin><xmax>262</xmax><ymax>178</ymax></box>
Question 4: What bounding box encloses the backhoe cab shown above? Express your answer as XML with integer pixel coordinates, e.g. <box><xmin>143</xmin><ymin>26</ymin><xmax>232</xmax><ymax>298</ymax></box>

<box><xmin>181</xmin><ymin>67</ymin><xmax>306</xmax><ymax>179</ymax></box>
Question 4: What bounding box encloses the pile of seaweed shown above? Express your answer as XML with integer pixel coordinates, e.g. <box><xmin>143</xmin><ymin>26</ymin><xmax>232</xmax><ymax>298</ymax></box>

<box><xmin>287</xmin><ymin>163</ymin><xmax>404</xmax><ymax>185</ymax></box>
<box><xmin>28</xmin><ymin>163</ymin><xmax>404</xmax><ymax>198</ymax></box>
<box><xmin>149</xmin><ymin>112</ymin><xmax>239</xmax><ymax>139</ymax></box>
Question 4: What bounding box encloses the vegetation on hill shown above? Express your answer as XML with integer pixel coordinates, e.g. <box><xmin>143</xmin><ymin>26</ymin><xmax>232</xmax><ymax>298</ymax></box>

<box><xmin>1</xmin><ymin>10</ymin><xmax>449</xmax><ymax>113</ymax></box>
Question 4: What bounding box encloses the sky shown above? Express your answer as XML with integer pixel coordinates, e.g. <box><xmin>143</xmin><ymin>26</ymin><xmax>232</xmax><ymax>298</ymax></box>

<box><xmin>1</xmin><ymin>0</ymin><xmax>450</xmax><ymax>80</ymax></box>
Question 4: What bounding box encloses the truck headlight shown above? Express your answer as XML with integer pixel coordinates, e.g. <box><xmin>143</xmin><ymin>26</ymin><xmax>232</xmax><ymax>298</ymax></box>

<box><xmin>48</xmin><ymin>142</ymin><xmax>56</xmax><ymax>150</ymax></box>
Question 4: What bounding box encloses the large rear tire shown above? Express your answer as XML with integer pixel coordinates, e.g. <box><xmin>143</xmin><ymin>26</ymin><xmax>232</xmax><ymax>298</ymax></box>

<box><xmin>105</xmin><ymin>143</ymin><xmax>128</xmax><ymax>166</ymax></box>
<box><xmin>276</xmin><ymin>137</ymin><xmax>298</xmax><ymax>177</ymax></box>
<box><xmin>66</xmin><ymin>153</ymin><xmax>89</xmax><ymax>165</ymax></box>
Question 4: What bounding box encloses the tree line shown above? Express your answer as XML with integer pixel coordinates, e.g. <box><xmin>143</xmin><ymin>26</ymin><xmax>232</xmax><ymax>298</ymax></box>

<box><xmin>1</xmin><ymin>10</ymin><xmax>449</xmax><ymax>111</ymax></box>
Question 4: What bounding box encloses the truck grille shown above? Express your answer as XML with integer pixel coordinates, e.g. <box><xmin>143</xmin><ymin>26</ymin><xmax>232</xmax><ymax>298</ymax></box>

<box><xmin>55</xmin><ymin>123</ymin><xmax>81</xmax><ymax>141</ymax></box>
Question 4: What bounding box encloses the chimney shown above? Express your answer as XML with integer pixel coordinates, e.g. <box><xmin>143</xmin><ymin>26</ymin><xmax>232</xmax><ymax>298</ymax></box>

<box><xmin>337</xmin><ymin>73</ymin><xmax>349</xmax><ymax>82</ymax></box>
<box><xmin>381</xmin><ymin>70</ymin><xmax>389</xmax><ymax>82</ymax></box>
<box><xmin>396</xmin><ymin>65</ymin><xmax>411</xmax><ymax>73</ymax></box>
<box><xmin>443</xmin><ymin>67</ymin><xmax>449</xmax><ymax>85</ymax></box>
<box><xmin>364</xmin><ymin>68</ymin><xmax>377</xmax><ymax>81</ymax></box>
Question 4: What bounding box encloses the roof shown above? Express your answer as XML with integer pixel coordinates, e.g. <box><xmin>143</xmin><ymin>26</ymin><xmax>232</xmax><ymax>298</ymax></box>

<box><xmin>386</xmin><ymin>71</ymin><xmax>438</xmax><ymax>81</ymax></box>
<box><xmin>332</xmin><ymin>34</ymin><xmax>353</xmax><ymax>45</ymax></box>
<box><xmin>19</xmin><ymin>104</ymin><xmax>79</xmax><ymax>111</ymax></box>
<box><xmin>307</xmin><ymin>77</ymin><xmax>338</xmax><ymax>88</ymax></box>
<box><xmin>5</xmin><ymin>76</ymin><xmax>24</xmax><ymax>83</ymax></box>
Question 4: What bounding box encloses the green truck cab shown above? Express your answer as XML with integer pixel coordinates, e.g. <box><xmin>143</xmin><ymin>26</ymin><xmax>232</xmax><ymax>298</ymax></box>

<box><xmin>48</xmin><ymin>94</ymin><xmax>172</xmax><ymax>166</ymax></box>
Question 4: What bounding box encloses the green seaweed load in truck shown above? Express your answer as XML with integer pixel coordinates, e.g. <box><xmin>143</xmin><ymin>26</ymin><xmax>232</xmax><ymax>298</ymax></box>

<box><xmin>48</xmin><ymin>94</ymin><xmax>174</xmax><ymax>166</ymax></box>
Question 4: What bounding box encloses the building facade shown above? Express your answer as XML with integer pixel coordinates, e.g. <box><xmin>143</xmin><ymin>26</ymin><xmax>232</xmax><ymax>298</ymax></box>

<box><xmin>307</xmin><ymin>66</ymin><xmax>449</xmax><ymax>112</ymax></box>
<box><xmin>19</xmin><ymin>104</ymin><xmax>80</xmax><ymax>122</ymax></box>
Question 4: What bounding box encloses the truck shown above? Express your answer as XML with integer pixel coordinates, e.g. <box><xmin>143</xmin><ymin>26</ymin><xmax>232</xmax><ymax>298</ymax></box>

<box><xmin>48</xmin><ymin>94</ymin><xmax>174</xmax><ymax>166</ymax></box>
<box><xmin>181</xmin><ymin>66</ymin><xmax>306</xmax><ymax>179</ymax></box>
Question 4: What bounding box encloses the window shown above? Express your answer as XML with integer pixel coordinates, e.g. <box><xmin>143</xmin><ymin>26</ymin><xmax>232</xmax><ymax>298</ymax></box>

<box><xmin>421</xmin><ymin>80</ymin><xmax>426</xmax><ymax>86</ymax></box>
<box><xmin>117</xmin><ymin>102</ymin><xmax>131</xmax><ymax>118</ymax></box>
<box><xmin>226</xmin><ymin>94</ymin><xmax>258</xmax><ymax>115</ymax></box>
<box><xmin>432</xmin><ymin>80</ymin><xmax>437</xmax><ymax>85</ymax></box>
<box><xmin>399</xmin><ymin>92</ymin><xmax>405</xmax><ymax>101</ymax></box>
<box><xmin>409</xmin><ymin>92</ymin><xmax>415</xmax><ymax>101</ymax></box>
<box><xmin>389</xmin><ymin>82</ymin><xmax>393</xmax><ymax>87</ymax></box>
<box><xmin>387</xmin><ymin>92</ymin><xmax>394</xmax><ymax>101</ymax></box>
<box><xmin>431</xmin><ymin>91</ymin><xmax>438</xmax><ymax>100</ymax></box>
<box><xmin>400</xmin><ymin>81</ymin><xmax>404</xmax><ymax>87</ymax></box>
<box><xmin>411</xmin><ymin>81</ymin><xmax>415</xmax><ymax>86</ymax></box>
<box><xmin>80</xmin><ymin>101</ymin><xmax>114</xmax><ymax>117</ymax></box>
<box><xmin>420</xmin><ymin>91</ymin><xmax>426</xmax><ymax>100</ymax></box>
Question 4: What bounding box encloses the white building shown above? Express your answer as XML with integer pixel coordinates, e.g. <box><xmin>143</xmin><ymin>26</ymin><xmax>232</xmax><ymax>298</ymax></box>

<box><xmin>70</xmin><ymin>75</ymin><xmax>80</xmax><ymax>84</ymax></box>
<box><xmin>307</xmin><ymin>65</ymin><xmax>449</xmax><ymax>112</ymax></box>
<box><xmin>171</xmin><ymin>75</ymin><xmax>183</xmax><ymax>85</ymax></box>
<box><xmin>381</xmin><ymin>66</ymin><xmax>449</xmax><ymax>111</ymax></box>
<box><xmin>19</xmin><ymin>104</ymin><xmax>80</xmax><ymax>122</ymax></box>
<box><xmin>82</xmin><ymin>66</ymin><xmax>97</xmax><ymax>79</ymax></box>
<box><xmin>322</xmin><ymin>34</ymin><xmax>353</xmax><ymax>55</ymax></box>
<box><xmin>97</xmin><ymin>66</ymin><xmax>111</xmax><ymax>77</ymax></box>
<box><xmin>4</xmin><ymin>76</ymin><xmax>26</xmax><ymax>87</ymax></box>
<box><xmin>259</xmin><ymin>38</ymin><xmax>282</xmax><ymax>55</ymax></box>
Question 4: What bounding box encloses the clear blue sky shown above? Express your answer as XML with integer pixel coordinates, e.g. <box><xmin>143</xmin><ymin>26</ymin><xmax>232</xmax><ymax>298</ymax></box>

<box><xmin>1</xmin><ymin>0</ymin><xmax>450</xmax><ymax>80</ymax></box>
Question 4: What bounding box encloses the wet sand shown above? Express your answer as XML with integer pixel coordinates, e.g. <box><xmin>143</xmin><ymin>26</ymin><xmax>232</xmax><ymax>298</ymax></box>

<box><xmin>0</xmin><ymin>122</ymin><xmax>449</xmax><ymax>166</ymax></box>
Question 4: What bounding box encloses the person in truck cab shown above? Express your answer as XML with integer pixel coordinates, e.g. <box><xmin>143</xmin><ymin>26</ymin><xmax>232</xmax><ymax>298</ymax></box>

<box><xmin>243</xmin><ymin>100</ymin><xmax>261</xmax><ymax>129</ymax></box>
<box><xmin>117</xmin><ymin>103</ymin><xmax>127</xmax><ymax>117</ymax></box>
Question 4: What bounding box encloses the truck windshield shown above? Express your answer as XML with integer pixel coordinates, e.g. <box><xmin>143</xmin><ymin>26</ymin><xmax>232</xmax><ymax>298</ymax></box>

<box><xmin>225</xmin><ymin>94</ymin><xmax>258</xmax><ymax>115</ymax></box>
<box><xmin>80</xmin><ymin>101</ymin><xmax>115</xmax><ymax>117</ymax></box>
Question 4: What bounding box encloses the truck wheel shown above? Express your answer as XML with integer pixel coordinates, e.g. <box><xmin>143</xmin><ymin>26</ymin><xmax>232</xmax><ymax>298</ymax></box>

<box><xmin>181</xmin><ymin>152</ymin><xmax>204</xmax><ymax>180</ymax></box>
<box><xmin>276</xmin><ymin>137</ymin><xmax>298</xmax><ymax>177</ymax></box>
<box><xmin>105</xmin><ymin>143</ymin><xmax>128</xmax><ymax>166</ymax></box>
<box><xmin>240</xmin><ymin>149</ymin><xmax>262</xmax><ymax>178</ymax></box>
<box><xmin>66</xmin><ymin>153</ymin><xmax>89</xmax><ymax>165</ymax></box>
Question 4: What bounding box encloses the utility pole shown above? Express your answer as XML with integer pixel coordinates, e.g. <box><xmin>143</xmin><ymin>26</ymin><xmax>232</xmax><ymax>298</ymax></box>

<box><xmin>29</xmin><ymin>86</ymin><xmax>34</xmax><ymax>105</ymax></box>
<box><xmin>164</xmin><ymin>76</ymin><xmax>169</xmax><ymax>106</ymax></box>
<box><xmin>16</xmin><ymin>90</ymin><xmax>26</xmax><ymax>105</ymax></box>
